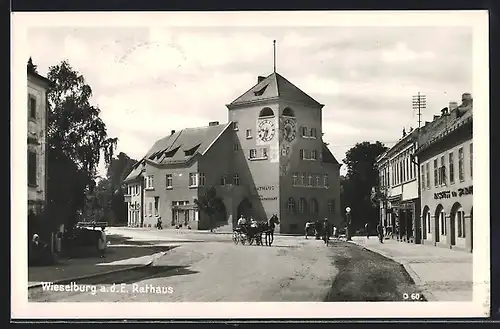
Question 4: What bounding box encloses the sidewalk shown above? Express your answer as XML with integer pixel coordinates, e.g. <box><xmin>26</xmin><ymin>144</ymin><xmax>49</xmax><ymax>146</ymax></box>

<box><xmin>349</xmin><ymin>236</ymin><xmax>473</xmax><ymax>301</ymax></box>
<box><xmin>28</xmin><ymin>245</ymin><xmax>169</xmax><ymax>288</ymax></box>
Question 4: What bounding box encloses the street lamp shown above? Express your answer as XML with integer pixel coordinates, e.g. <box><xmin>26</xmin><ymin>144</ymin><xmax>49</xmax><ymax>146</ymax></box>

<box><xmin>345</xmin><ymin>207</ymin><xmax>352</xmax><ymax>241</ymax></box>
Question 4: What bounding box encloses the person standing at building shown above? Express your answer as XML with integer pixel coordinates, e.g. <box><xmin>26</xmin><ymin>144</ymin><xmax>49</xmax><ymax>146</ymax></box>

<box><xmin>377</xmin><ymin>222</ymin><xmax>384</xmax><ymax>243</ymax></box>
<box><xmin>97</xmin><ymin>226</ymin><xmax>107</xmax><ymax>258</ymax></box>
<box><xmin>304</xmin><ymin>221</ymin><xmax>312</xmax><ymax>239</ymax></box>
<box><xmin>365</xmin><ymin>222</ymin><xmax>370</xmax><ymax>239</ymax></box>
<box><xmin>333</xmin><ymin>225</ymin><xmax>337</xmax><ymax>239</ymax></box>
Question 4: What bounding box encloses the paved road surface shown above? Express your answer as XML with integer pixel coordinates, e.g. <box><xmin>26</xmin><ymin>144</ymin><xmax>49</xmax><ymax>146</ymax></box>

<box><xmin>30</xmin><ymin>229</ymin><xmax>338</xmax><ymax>302</ymax></box>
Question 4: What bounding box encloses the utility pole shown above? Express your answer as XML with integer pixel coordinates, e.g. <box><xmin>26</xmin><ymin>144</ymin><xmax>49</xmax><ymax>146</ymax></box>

<box><xmin>412</xmin><ymin>92</ymin><xmax>427</xmax><ymax>128</ymax></box>
<box><xmin>273</xmin><ymin>40</ymin><xmax>277</xmax><ymax>73</ymax></box>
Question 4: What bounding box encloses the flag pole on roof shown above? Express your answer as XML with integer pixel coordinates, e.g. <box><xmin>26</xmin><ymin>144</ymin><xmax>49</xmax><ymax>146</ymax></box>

<box><xmin>273</xmin><ymin>40</ymin><xmax>276</xmax><ymax>73</ymax></box>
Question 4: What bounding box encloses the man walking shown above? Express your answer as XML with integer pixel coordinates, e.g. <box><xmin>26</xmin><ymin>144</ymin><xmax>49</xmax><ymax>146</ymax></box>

<box><xmin>377</xmin><ymin>222</ymin><xmax>384</xmax><ymax>243</ymax></box>
<box><xmin>304</xmin><ymin>222</ymin><xmax>312</xmax><ymax>239</ymax></box>
<box><xmin>365</xmin><ymin>222</ymin><xmax>370</xmax><ymax>239</ymax></box>
<box><xmin>97</xmin><ymin>226</ymin><xmax>107</xmax><ymax>258</ymax></box>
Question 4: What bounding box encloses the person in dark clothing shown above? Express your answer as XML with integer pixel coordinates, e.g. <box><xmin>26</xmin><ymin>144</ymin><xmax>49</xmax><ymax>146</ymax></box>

<box><xmin>377</xmin><ymin>223</ymin><xmax>384</xmax><ymax>243</ymax></box>
<box><xmin>365</xmin><ymin>222</ymin><xmax>369</xmax><ymax>239</ymax></box>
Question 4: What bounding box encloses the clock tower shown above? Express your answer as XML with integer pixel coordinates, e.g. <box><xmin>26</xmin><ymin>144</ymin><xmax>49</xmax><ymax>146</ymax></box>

<box><xmin>226</xmin><ymin>72</ymin><xmax>341</xmax><ymax>234</ymax></box>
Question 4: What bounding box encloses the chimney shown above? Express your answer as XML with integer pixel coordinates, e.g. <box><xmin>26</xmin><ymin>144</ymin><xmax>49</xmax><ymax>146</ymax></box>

<box><xmin>171</xmin><ymin>130</ymin><xmax>175</xmax><ymax>135</ymax></box>
<box><xmin>258</xmin><ymin>76</ymin><xmax>266</xmax><ymax>83</ymax></box>
<box><xmin>441</xmin><ymin>107</ymin><xmax>449</xmax><ymax>116</ymax></box>
<box><xmin>462</xmin><ymin>93</ymin><xmax>472</xmax><ymax>107</ymax></box>
<box><xmin>209</xmin><ymin>121</ymin><xmax>219</xmax><ymax>126</ymax></box>
<box><xmin>449</xmin><ymin>101</ymin><xmax>458</xmax><ymax>111</ymax></box>
<box><xmin>425</xmin><ymin>121</ymin><xmax>431</xmax><ymax>126</ymax></box>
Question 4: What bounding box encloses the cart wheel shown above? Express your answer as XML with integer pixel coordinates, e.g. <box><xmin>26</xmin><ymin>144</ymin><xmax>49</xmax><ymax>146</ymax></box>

<box><xmin>232</xmin><ymin>232</ymin><xmax>239</xmax><ymax>245</ymax></box>
<box><xmin>249</xmin><ymin>237</ymin><xmax>255</xmax><ymax>245</ymax></box>
<box><xmin>241</xmin><ymin>236</ymin><xmax>247</xmax><ymax>245</ymax></box>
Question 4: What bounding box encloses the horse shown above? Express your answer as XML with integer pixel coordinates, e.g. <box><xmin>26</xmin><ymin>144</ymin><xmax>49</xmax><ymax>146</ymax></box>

<box><xmin>264</xmin><ymin>214</ymin><xmax>280</xmax><ymax>246</ymax></box>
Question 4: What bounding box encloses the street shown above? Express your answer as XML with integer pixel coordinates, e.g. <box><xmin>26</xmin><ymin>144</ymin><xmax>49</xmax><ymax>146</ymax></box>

<box><xmin>29</xmin><ymin>228</ymin><xmax>423</xmax><ymax>302</ymax></box>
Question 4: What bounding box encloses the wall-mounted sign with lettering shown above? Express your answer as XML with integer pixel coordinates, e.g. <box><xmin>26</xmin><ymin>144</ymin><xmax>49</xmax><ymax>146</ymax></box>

<box><xmin>256</xmin><ymin>186</ymin><xmax>275</xmax><ymax>192</ymax></box>
<box><xmin>251</xmin><ymin>194</ymin><xmax>277</xmax><ymax>201</ymax></box>
<box><xmin>434</xmin><ymin>185</ymin><xmax>473</xmax><ymax>200</ymax></box>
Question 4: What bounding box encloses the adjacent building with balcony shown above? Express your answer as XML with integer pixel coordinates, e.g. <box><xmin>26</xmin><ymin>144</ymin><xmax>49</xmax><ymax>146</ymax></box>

<box><xmin>123</xmin><ymin>72</ymin><xmax>342</xmax><ymax>233</ymax></box>
<box><xmin>27</xmin><ymin>68</ymin><xmax>51</xmax><ymax>214</ymax></box>
<box><xmin>415</xmin><ymin>94</ymin><xmax>473</xmax><ymax>252</ymax></box>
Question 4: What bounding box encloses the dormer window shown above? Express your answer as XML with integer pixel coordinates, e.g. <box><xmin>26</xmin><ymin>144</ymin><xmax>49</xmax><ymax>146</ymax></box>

<box><xmin>164</xmin><ymin>146</ymin><xmax>180</xmax><ymax>158</ymax></box>
<box><xmin>254</xmin><ymin>84</ymin><xmax>268</xmax><ymax>96</ymax></box>
<box><xmin>282</xmin><ymin>107</ymin><xmax>295</xmax><ymax>117</ymax></box>
<box><xmin>184</xmin><ymin>144</ymin><xmax>201</xmax><ymax>157</ymax></box>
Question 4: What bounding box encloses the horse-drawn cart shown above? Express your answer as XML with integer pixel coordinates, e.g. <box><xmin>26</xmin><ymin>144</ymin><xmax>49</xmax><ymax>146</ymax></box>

<box><xmin>232</xmin><ymin>215</ymin><xmax>279</xmax><ymax>246</ymax></box>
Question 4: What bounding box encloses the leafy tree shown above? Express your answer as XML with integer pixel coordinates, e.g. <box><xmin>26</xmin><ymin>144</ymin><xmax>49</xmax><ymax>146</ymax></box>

<box><xmin>42</xmin><ymin>60</ymin><xmax>117</xmax><ymax>229</ymax></box>
<box><xmin>341</xmin><ymin>141</ymin><xmax>387</xmax><ymax>230</ymax></box>
<box><xmin>194</xmin><ymin>186</ymin><xmax>225</xmax><ymax>232</ymax></box>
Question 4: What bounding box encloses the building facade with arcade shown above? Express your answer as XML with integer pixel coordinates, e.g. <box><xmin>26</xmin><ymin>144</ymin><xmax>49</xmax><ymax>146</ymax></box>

<box><xmin>124</xmin><ymin>71</ymin><xmax>342</xmax><ymax>233</ymax></box>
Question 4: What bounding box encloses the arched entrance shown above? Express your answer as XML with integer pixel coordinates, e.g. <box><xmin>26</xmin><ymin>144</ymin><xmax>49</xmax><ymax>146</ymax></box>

<box><xmin>237</xmin><ymin>197</ymin><xmax>253</xmax><ymax>220</ymax></box>
<box><xmin>422</xmin><ymin>206</ymin><xmax>430</xmax><ymax>240</ymax></box>
<box><xmin>450</xmin><ymin>202</ymin><xmax>464</xmax><ymax>246</ymax></box>
<box><xmin>434</xmin><ymin>204</ymin><xmax>444</xmax><ymax>243</ymax></box>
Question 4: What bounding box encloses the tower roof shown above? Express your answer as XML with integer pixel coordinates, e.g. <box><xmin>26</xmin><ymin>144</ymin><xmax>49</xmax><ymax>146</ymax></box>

<box><xmin>227</xmin><ymin>72</ymin><xmax>323</xmax><ymax>109</ymax></box>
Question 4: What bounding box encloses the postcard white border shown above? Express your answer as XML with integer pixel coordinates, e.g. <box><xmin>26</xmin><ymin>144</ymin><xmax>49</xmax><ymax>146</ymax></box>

<box><xmin>11</xmin><ymin>10</ymin><xmax>490</xmax><ymax>319</ymax></box>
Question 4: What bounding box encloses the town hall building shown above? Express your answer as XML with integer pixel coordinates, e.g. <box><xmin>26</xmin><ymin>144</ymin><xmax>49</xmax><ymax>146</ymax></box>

<box><xmin>124</xmin><ymin>71</ymin><xmax>342</xmax><ymax>234</ymax></box>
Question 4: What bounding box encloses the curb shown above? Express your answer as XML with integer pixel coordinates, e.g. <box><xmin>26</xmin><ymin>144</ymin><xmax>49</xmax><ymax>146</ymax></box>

<box><xmin>347</xmin><ymin>240</ymin><xmax>435</xmax><ymax>301</ymax></box>
<box><xmin>28</xmin><ymin>251</ymin><xmax>166</xmax><ymax>290</ymax></box>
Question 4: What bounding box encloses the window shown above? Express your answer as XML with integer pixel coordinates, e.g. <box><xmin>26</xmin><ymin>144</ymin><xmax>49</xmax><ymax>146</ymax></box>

<box><xmin>307</xmin><ymin>174</ymin><xmax>313</xmax><ymax>186</ymax></box>
<box><xmin>282</xmin><ymin>107</ymin><xmax>295</xmax><ymax>117</ymax></box>
<box><xmin>312</xmin><ymin>175</ymin><xmax>319</xmax><ymax>187</ymax></box>
<box><xmin>440</xmin><ymin>155</ymin><xmax>446</xmax><ymax>186</ymax></box>
<box><xmin>310</xmin><ymin>128</ymin><xmax>317</xmax><ymax>138</ymax></box>
<box><xmin>154</xmin><ymin>197</ymin><xmax>159</xmax><ymax>216</ymax></box>
<box><xmin>421</xmin><ymin>165</ymin><xmax>426</xmax><ymax>190</ymax></box>
<box><xmin>287</xmin><ymin>198</ymin><xmax>296</xmax><ymax>214</ymax></box>
<box><xmin>189</xmin><ymin>173</ymin><xmax>198</xmax><ymax>187</ymax></box>
<box><xmin>433</xmin><ymin>159</ymin><xmax>438</xmax><ymax>187</ymax></box>
<box><xmin>440</xmin><ymin>211</ymin><xmax>446</xmax><ymax>235</ymax></box>
<box><xmin>28</xmin><ymin>95</ymin><xmax>36</xmax><ymax>119</ymax></box>
<box><xmin>127</xmin><ymin>185</ymin><xmax>131</xmax><ymax>195</ymax></box>
<box><xmin>299</xmin><ymin>172</ymin><xmax>305</xmax><ymax>185</ymax></box>
<box><xmin>310</xmin><ymin>198</ymin><xmax>318</xmax><ymax>213</ymax></box>
<box><xmin>399</xmin><ymin>161</ymin><xmax>403</xmax><ymax>184</ymax></box>
<box><xmin>311</xmin><ymin>150</ymin><xmax>317</xmax><ymax>160</ymax></box>
<box><xmin>301</xmin><ymin>126</ymin><xmax>308</xmax><ymax>137</ymax></box>
<box><xmin>166</xmin><ymin>174</ymin><xmax>173</xmax><ymax>188</ymax></box>
<box><xmin>292</xmin><ymin>173</ymin><xmax>297</xmax><ymax>186</ymax></box>
<box><xmin>199</xmin><ymin>173</ymin><xmax>206</xmax><ymax>186</ymax></box>
<box><xmin>259</xmin><ymin>107</ymin><xmax>274</xmax><ymax>117</ymax></box>
<box><xmin>28</xmin><ymin>151</ymin><xmax>37</xmax><ymax>186</ymax></box>
<box><xmin>456</xmin><ymin>210</ymin><xmax>465</xmax><ymax>238</ymax></box>
<box><xmin>220</xmin><ymin>176</ymin><xmax>226</xmax><ymax>186</ymax></box>
<box><xmin>249</xmin><ymin>149</ymin><xmax>257</xmax><ymax>159</ymax></box>
<box><xmin>246</xmin><ymin>129</ymin><xmax>252</xmax><ymax>139</ymax></box>
<box><xmin>458</xmin><ymin>147</ymin><xmax>464</xmax><ymax>181</ymax></box>
<box><xmin>233</xmin><ymin>121</ymin><xmax>239</xmax><ymax>131</ymax></box>
<box><xmin>328</xmin><ymin>199</ymin><xmax>335</xmax><ymax>213</ymax></box>
<box><xmin>299</xmin><ymin>198</ymin><xmax>307</xmax><ymax>213</ymax></box>
<box><xmin>233</xmin><ymin>174</ymin><xmax>240</xmax><ymax>186</ymax></box>
<box><xmin>469</xmin><ymin>143</ymin><xmax>473</xmax><ymax>179</ymax></box>
<box><xmin>324</xmin><ymin>174</ymin><xmax>329</xmax><ymax>188</ymax></box>
<box><xmin>145</xmin><ymin>175</ymin><xmax>154</xmax><ymax>189</ymax></box>
<box><xmin>299</xmin><ymin>149</ymin><xmax>304</xmax><ymax>159</ymax></box>
<box><xmin>233</xmin><ymin>143</ymin><xmax>239</xmax><ymax>151</ymax></box>
<box><xmin>425</xmin><ymin>162</ymin><xmax>430</xmax><ymax>189</ymax></box>
<box><xmin>261</xmin><ymin>147</ymin><xmax>268</xmax><ymax>158</ymax></box>
<box><xmin>449</xmin><ymin>152</ymin><xmax>455</xmax><ymax>184</ymax></box>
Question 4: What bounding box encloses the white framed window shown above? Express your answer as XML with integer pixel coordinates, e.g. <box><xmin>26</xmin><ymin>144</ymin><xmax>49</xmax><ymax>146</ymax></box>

<box><xmin>233</xmin><ymin>174</ymin><xmax>240</xmax><ymax>186</ymax></box>
<box><xmin>310</xmin><ymin>128</ymin><xmax>317</xmax><ymax>138</ymax></box>
<box><xmin>314</xmin><ymin>175</ymin><xmax>320</xmax><ymax>187</ymax></box>
<box><xmin>292</xmin><ymin>173</ymin><xmax>297</xmax><ymax>186</ymax></box>
<box><xmin>233</xmin><ymin>121</ymin><xmax>239</xmax><ymax>131</ymax></box>
<box><xmin>301</xmin><ymin>126</ymin><xmax>308</xmax><ymax>137</ymax></box>
<box><xmin>425</xmin><ymin>162</ymin><xmax>430</xmax><ymax>189</ymax></box>
<box><xmin>246</xmin><ymin>129</ymin><xmax>252</xmax><ymax>139</ymax></box>
<box><xmin>249</xmin><ymin>149</ymin><xmax>257</xmax><ymax>159</ymax></box>
<box><xmin>287</xmin><ymin>198</ymin><xmax>296</xmax><ymax>214</ymax></box>
<box><xmin>307</xmin><ymin>174</ymin><xmax>313</xmax><ymax>186</ymax></box>
<box><xmin>189</xmin><ymin>173</ymin><xmax>199</xmax><ymax>187</ymax></box>
<box><xmin>299</xmin><ymin>172</ymin><xmax>305</xmax><ymax>185</ymax></box>
<box><xmin>433</xmin><ymin>159</ymin><xmax>438</xmax><ymax>187</ymax></box>
<box><xmin>311</xmin><ymin>150</ymin><xmax>317</xmax><ymax>160</ymax></box>
<box><xmin>261</xmin><ymin>147</ymin><xmax>268</xmax><ymax>158</ymax></box>
<box><xmin>440</xmin><ymin>155</ymin><xmax>446</xmax><ymax>186</ymax></box>
<box><xmin>299</xmin><ymin>149</ymin><xmax>304</xmax><ymax>159</ymax></box>
<box><xmin>449</xmin><ymin>152</ymin><xmax>455</xmax><ymax>184</ymax></box>
<box><xmin>324</xmin><ymin>174</ymin><xmax>329</xmax><ymax>188</ymax></box>
<box><xmin>469</xmin><ymin>143</ymin><xmax>473</xmax><ymax>179</ymax></box>
<box><xmin>28</xmin><ymin>95</ymin><xmax>37</xmax><ymax>119</ymax></box>
<box><xmin>145</xmin><ymin>175</ymin><xmax>154</xmax><ymax>189</ymax></box>
<box><xmin>299</xmin><ymin>198</ymin><xmax>307</xmax><ymax>213</ymax></box>
<box><xmin>166</xmin><ymin>174</ymin><xmax>173</xmax><ymax>189</ymax></box>
<box><xmin>199</xmin><ymin>173</ymin><xmax>206</xmax><ymax>186</ymax></box>
<box><xmin>458</xmin><ymin>147</ymin><xmax>464</xmax><ymax>181</ymax></box>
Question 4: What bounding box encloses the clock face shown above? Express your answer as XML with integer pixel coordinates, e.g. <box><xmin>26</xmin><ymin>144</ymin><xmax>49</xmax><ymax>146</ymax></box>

<box><xmin>282</xmin><ymin>118</ymin><xmax>297</xmax><ymax>142</ymax></box>
<box><xmin>258</xmin><ymin>119</ymin><xmax>276</xmax><ymax>142</ymax></box>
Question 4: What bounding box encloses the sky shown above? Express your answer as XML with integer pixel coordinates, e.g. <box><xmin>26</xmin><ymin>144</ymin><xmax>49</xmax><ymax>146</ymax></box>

<box><xmin>27</xmin><ymin>25</ymin><xmax>472</xmax><ymax>176</ymax></box>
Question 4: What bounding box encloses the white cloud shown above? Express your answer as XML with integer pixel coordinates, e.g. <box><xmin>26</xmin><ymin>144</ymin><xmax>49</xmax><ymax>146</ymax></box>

<box><xmin>381</xmin><ymin>42</ymin><xmax>436</xmax><ymax>63</ymax></box>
